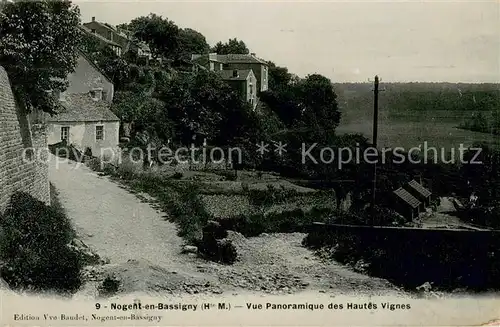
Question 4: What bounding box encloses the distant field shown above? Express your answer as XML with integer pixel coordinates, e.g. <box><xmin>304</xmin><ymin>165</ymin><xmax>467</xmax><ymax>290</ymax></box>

<box><xmin>337</xmin><ymin>118</ymin><xmax>500</xmax><ymax>151</ymax></box>
<box><xmin>335</xmin><ymin>82</ymin><xmax>500</xmax><ymax>150</ymax></box>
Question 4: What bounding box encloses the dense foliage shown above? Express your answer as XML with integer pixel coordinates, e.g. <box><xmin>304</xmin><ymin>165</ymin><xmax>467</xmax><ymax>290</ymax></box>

<box><xmin>0</xmin><ymin>192</ymin><xmax>83</xmax><ymax>293</ymax></box>
<box><xmin>0</xmin><ymin>0</ymin><xmax>81</xmax><ymax>113</ymax></box>
<box><xmin>211</xmin><ymin>38</ymin><xmax>249</xmax><ymax>55</ymax></box>
<box><xmin>118</xmin><ymin>14</ymin><xmax>210</xmax><ymax>61</ymax></box>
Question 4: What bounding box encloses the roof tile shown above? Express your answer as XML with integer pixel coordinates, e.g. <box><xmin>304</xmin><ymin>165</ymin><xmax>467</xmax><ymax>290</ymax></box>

<box><xmin>393</xmin><ymin>187</ymin><xmax>421</xmax><ymax>208</ymax></box>
<box><xmin>218</xmin><ymin>54</ymin><xmax>268</xmax><ymax>65</ymax></box>
<box><xmin>407</xmin><ymin>180</ymin><xmax>432</xmax><ymax>198</ymax></box>
<box><xmin>48</xmin><ymin>93</ymin><xmax>119</xmax><ymax>122</ymax></box>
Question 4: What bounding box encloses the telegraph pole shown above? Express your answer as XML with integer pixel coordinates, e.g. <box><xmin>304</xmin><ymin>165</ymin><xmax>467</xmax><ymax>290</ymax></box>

<box><xmin>371</xmin><ymin>75</ymin><xmax>380</xmax><ymax>225</ymax></box>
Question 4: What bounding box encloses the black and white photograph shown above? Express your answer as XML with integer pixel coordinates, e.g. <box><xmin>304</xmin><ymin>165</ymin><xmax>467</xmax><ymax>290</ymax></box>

<box><xmin>0</xmin><ymin>0</ymin><xmax>499</xmax><ymax>325</ymax></box>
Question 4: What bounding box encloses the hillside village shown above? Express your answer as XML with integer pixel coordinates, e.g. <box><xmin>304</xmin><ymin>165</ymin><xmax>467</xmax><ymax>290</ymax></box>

<box><xmin>1</xmin><ymin>0</ymin><xmax>500</xmax><ymax>297</ymax></box>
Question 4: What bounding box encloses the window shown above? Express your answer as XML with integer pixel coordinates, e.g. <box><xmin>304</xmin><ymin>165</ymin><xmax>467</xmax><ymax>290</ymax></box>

<box><xmin>61</xmin><ymin>126</ymin><xmax>70</xmax><ymax>142</ymax></box>
<box><xmin>96</xmin><ymin>125</ymin><xmax>104</xmax><ymax>141</ymax></box>
<box><xmin>209</xmin><ymin>62</ymin><xmax>214</xmax><ymax>71</ymax></box>
<box><xmin>114</xmin><ymin>46</ymin><xmax>122</xmax><ymax>56</ymax></box>
<box><xmin>91</xmin><ymin>28</ymin><xmax>96</xmax><ymax>34</ymax></box>
<box><xmin>90</xmin><ymin>89</ymin><xmax>103</xmax><ymax>101</ymax></box>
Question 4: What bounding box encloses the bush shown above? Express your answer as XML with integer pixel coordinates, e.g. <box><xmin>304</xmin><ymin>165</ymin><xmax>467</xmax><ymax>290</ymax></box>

<box><xmin>116</xmin><ymin>160</ymin><xmax>140</xmax><ymax>180</ymax></box>
<box><xmin>202</xmin><ymin>220</ymin><xmax>228</xmax><ymax>240</ymax></box>
<box><xmin>102</xmin><ymin>163</ymin><xmax>117</xmax><ymax>176</ymax></box>
<box><xmin>86</xmin><ymin>157</ymin><xmax>118</xmax><ymax>176</ymax></box>
<box><xmin>217</xmin><ymin>239</ymin><xmax>238</xmax><ymax>264</ymax></box>
<box><xmin>98</xmin><ymin>274</ymin><xmax>121</xmax><ymax>297</ymax></box>
<box><xmin>218</xmin><ymin>170</ymin><xmax>237</xmax><ymax>181</ymax></box>
<box><xmin>0</xmin><ymin>192</ymin><xmax>83</xmax><ymax>293</ymax></box>
<box><xmin>217</xmin><ymin>206</ymin><xmax>336</xmax><ymax>237</ymax></box>
<box><xmin>86</xmin><ymin>157</ymin><xmax>103</xmax><ymax>172</ymax></box>
<box><xmin>459</xmin><ymin>205</ymin><xmax>500</xmax><ymax>229</ymax></box>
<box><xmin>171</xmin><ymin>172</ymin><xmax>183</xmax><ymax>179</ymax></box>
<box><xmin>246</xmin><ymin>185</ymin><xmax>299</xmax><ymax>207</ymax></box>
<box><xmin>198</xmin><ymin>232</ymin><xmax>237</xmax><ymax>265</ymax></box>
<box><xmin>305</xmin><ymin>228</ymin><xmax>500</xmax><ymax>291</ymax></box>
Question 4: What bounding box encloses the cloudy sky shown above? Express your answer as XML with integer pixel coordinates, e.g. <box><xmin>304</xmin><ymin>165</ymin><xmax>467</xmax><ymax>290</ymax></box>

<box><xmin>74</xmin><ymin>0</ymin><xmax>499</xmax><ymax>83</ymax></box>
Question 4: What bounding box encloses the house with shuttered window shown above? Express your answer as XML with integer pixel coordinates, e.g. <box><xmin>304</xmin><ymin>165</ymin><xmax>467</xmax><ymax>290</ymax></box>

<box><xmin>46</xmin><ymin>51</ymin><xmax>120</xmax><ymax>157</ymax></box>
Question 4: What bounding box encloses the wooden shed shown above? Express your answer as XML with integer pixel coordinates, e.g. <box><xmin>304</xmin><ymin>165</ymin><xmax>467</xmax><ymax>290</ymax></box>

<box><xmin>392</xmin><ymin>187</ymin><xmax>422</xmax><ymax>221</ymax></box>
<box><xmin>405</xmin><ymin>179</ymin><xmax>432</xmax><ymax>207</ymax></box>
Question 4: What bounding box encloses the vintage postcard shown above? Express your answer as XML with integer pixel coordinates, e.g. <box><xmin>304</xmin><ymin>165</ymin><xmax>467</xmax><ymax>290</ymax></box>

<box><xmin>0</xmin><ymin>0</ymin><xmax>499</xmax><ymax>326</ymax></box>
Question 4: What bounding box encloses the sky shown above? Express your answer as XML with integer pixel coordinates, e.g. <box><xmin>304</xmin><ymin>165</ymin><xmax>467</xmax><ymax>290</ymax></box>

<box><xmin>74</xmin><ymin>0</ymin><xmax>500</xmax><ymax>83</ymax></box>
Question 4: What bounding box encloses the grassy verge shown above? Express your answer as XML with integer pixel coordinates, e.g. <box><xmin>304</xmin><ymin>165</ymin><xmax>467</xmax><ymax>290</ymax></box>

<box><xmin>124</xmin><ymin>172</ymin><xmax>338</xmax><ymax>240</ymax></box>
<box><xmin>123</xmin><ymin>173</ymin><xmax>210</xmax><ymax>243</ymax></box>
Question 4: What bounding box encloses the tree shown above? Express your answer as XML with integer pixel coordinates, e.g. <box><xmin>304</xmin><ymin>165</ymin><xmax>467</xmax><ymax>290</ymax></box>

<box><xmin>211</xmin><ymin>38</ymin><xmax>249</xmax><ymax>54</ymax></box>
<box><xmin>126</xmin><ymin>14</ymin><xmax>180</xmax><ymax>59</ymax></box>
<box><xmin>156</xmin><ymin>70</ymin><xmax>252</xmax><ymax>145</ymax></box>
<box><xmin>176</xmin><ymin>28</ymin><xmax>209</xmax><ymax>59</ymax></box>
<box><xmin>267</xmin><ymin>61</ymin><xmax>292</xmax><ymax>90</ymax></box>
<box><xmin>261</xmin><ymin>73</ymin><xmax>340</xmax><ymax>135</ymax></box>
<box><xmin>79</xmin><ymin>29</ymin><xmax>101</xmax><ymax>60</ymax></box>
<box><xmin>0</xmin><ymin>0</ymin><xmax>81</xmax><ymax>113</ymax></box>
<box><xmin>112</xmin><ymin>90</ymin><xmax>173</xmax><ymax>144</ymax></box>
<box><xmin>260</xmin><ymin>86</ymin><xmax>302</xmax><ymax>128</ymax></box>
<box><xmin>94</xmin><ymin>47</ymin><xmax>130</xmax><ymax>90</ymax></box>
<box><xmin>297</xmin><ymin>74</ymin><xmax>341</xmax><ymax>134</ymax></box>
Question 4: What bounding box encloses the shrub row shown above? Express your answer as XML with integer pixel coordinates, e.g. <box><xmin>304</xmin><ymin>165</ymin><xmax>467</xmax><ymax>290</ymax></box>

<box><xmin>457</xmin><ymin>205</ymin><xmax>500</xmax><ymax>229</ymax></box>
<box><xmin>217</xmin><ymin>206</ymin><xmax>337</xmax><ymax>237</ymax></box>
<box><xmin>303</xmin><ymin>227</ymin><xmax>500</xmax><ymax>291</ymax></box>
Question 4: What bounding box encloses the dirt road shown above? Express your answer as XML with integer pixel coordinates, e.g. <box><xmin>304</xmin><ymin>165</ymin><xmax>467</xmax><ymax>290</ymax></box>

<box><xmin>48</xmin><ymin>154</ymin><xmax>405</xmax><ymax>297</ymax></box>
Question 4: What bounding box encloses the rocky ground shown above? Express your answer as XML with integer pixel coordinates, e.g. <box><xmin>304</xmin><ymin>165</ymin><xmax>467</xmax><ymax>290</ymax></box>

<box><xmin>74</xmin><ymin>231</ymin><xmax>407</xmax><ymax>299</ymax></box>
<box><xmin>48</xmin><ymin>154</ymin><xmax>407</xmax><ymax>299</ymax></box>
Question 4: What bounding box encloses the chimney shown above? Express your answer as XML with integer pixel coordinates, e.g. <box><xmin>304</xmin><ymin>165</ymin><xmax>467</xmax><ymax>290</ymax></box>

<box><xmin>92</xmin><ymin>16</ymin><xmax>95</xmax><ymax>22</ymax></box>
<box><xmin>232</xmin><ymin>70</ymin><xmax>238</xmax><ymax>78</ymax></box>
<box><xmin>250</xmin><ymin>52</ymin><xmax>256</xmax><ymax>56</ymax></box>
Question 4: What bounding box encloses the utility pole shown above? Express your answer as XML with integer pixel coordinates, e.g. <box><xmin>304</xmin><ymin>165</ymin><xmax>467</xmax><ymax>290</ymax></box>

<box><xmin>371</xmin><ymin>75</ymin><xmax>380</xmax><ymax>225</ymax></box>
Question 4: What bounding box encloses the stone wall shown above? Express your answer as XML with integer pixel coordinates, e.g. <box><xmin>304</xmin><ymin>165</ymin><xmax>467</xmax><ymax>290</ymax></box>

<box><xmin>0</xmin><ymin>66</ymin><xmax>50</xmax><ymax>212</ymax></box>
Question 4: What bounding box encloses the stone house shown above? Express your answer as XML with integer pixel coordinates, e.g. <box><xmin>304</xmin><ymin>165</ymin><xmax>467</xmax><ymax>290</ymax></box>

<box><xmin>217</xmin><ymin>69</ymin><xmax>257</xmax><ymax>110</ymax></box>
<box><xmin>79</xmin><ymin>25</ymin><xmax>123</xmax><ymax>57</ymax></box>
<box><xmin>46</xmin><ymin>51</ymin><xmax>120</xmax><ymax>157</ymax></box>
<box><xmin>46</xmin><ymin>94</ymin><xmax>120</xmax><ymax>157</ymax></box>
<box><xmin>82</xmin><ymin>17</ymin><xmax>152</xmax><ymax>60</ymax></box>
<box><xmin>191</xmin><ymin>53</ymin><xmax>269</xmax><ymax>94</ymax></box>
